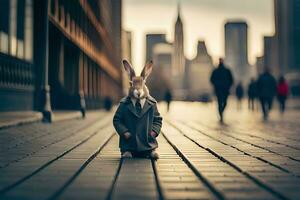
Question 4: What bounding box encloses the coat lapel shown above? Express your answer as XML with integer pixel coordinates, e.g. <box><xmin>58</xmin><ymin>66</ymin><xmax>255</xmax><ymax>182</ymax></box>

<box><xmin>140</xmin><ymin>98</ymin><xmax>153</xmax><ymax>117</ymax></box>
<box><xmin>124</xmin><ymin>97</ymin><xmax>139</xmax><ymax>118</ymax></box>
<box><xmin>124</xmin><ymin>96</ymin><xmax>153</xmax><ymax>118</ymax></box>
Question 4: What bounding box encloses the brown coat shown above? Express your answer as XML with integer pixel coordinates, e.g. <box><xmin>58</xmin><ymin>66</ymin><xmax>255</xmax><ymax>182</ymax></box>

<box><xmin>113</xmin><ymin>96</ymin><xmax>162</xmax><ymax>152</ymax></box>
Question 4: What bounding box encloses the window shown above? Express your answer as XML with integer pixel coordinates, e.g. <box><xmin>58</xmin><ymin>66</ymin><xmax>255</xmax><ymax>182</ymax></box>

<box><xmin>16</xmin><ymin>0</ymin><xmax>25</xmax><ymax>59</ymax></box>
<box><xmin>24</xmin><ymin>0</ymin><xmax>33</xmax><ymax>61</ymax></box>
<box><xmin>0</xmin><ymin>0</ymin><xmax>10</xmax><ymax>54</ymax></box>
<box><xmin>9</xmin><ymin>0</ymin><xmax>17</xmax><ymax>56</ymax></box>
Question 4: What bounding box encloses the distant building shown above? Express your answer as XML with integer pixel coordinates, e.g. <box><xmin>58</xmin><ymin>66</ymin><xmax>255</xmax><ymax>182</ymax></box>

<box><xmin>172</xmin><ymin>4</ymin><xmax>185</xmax><ymax>86</ymax></box>
<box><xmin>0</xmin><ymin>1</ymin><xmax>122</xmax><ymax>119</ymax></box>
<box><xmin>256</xmin><ymin>56</ymin><xmax>265</xmax><ymax>75</ymax></box>
<box><xmin>121</xmin><ymin>30</ymin><xmax>132</xmax><ymax>95</ymax></box>
<box><xmin>122</xmin><ymin>30</ymin><xmax>132</xmax><ymax>62</ymax></box>
<box><xmin>147</xmin><ymin>43</ymin><xmax>173</xmax><ymax>100</ymax></box>
<box><xmin>274</xmin><ymin>0</ymin><xmax>300</xmax><ymax>95</ymax></box>
<box><xmin>263</xmin><ymin>36</ymin><xmax>279</xmax><ymax>76</ymax></box>
<box><xmin>111</xmin><ymin>0</ymin><xmax>122</xmax><ymax>65</ymax></box>
<box><xmin>274</xmin><ymin>0</ymin><xmax>300</xmax><ymax>74</ymax></box>
<box><xmin>145</xmin><ymin>33</ymin><xmax>167</xmax><ymax>63</ymax></box>
<box><xmin>225</xmin><ymin>21</ymin><xmax>250</xmax><ymax>83</ymax></box>
<box><xmin>186</xmin><ymin>41</ymin><xmax>213</xmax><ymax>100</ymax></box>
<box><xmin>152</xmin><ymin>43</ymin><xmax>173</xmax><ymax>76</ymax></box>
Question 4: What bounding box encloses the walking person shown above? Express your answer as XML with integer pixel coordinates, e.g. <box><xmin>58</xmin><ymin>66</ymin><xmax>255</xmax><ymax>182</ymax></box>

<box><xmin>277</xmin><ymin>76</ymin><xmax>289</xmax><ymax>114</ymax></box>
<box><xmin>235</xmin><ymin>82</ymin><xmax>244</xmax><ymax>110</ymax></box>
<box><xmin>210</xmin><ymin>58</ymin><xmax>234</xmax><ymax>123</ymax></box>
<box><xmin>164</xmin><ymin>89</ymin><xmax>173</xmax><ymax>112</ymax></box>
<box><xmin>257</xmin><ymin>68</ymin><xmax>277</xmax><ymax>120</ymax></box>
<box><xmin>247</xmin><ymin>78</ymin><xmax>257</xmax><ymax>110</ymax></box>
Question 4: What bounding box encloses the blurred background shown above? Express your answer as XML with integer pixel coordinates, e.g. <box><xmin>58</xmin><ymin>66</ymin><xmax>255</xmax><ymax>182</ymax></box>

<box><xmin>0</xmin><ymin>0</ymin><xmax>299</xmax><ymax>115</ymax></box>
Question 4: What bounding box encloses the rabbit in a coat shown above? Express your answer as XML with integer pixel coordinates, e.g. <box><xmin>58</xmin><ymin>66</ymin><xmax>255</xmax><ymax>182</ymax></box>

<box><xmin>113</xmin><ymin>60</ymin><xmax>162</xmax><ymax>159</ymax></box>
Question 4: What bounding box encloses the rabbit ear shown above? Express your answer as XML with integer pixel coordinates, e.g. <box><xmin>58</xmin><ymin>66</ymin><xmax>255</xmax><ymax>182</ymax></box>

<box><xmin>141</xmin><ymin>60</ymin><xmax>153</xmax><ymax>80</ymax></box>
<box><xmin>122</xmin><ymin>60</ymin><xmax>135</xmax><ymax>80</ymax></box>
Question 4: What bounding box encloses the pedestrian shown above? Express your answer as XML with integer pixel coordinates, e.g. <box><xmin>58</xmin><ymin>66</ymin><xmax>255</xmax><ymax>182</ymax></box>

<box><xmin>164</xmin><ymin>89</ymin><xmax>173</xmax><ymax>112</ymax></box>
<box><xmin>113</xmin><ymin>60</ymin><xmax>162</xmax><ymax>159</ymax></box>
<box><xmin>210</xmin><ymin>58</ymin><xmax>234</xmax><ymax>123</ymax></box>
<box><xmin>257</xmin><ymin>68</ymin><xmax>277</xmax><ymax>120</ymax></box>
<box><xmin>235</xmin><ymin>82</ymin><xmax>244</xmax><ymax>110</ymax></box>
<box><xmin>104</xmin><ymin>96</ymin><xmax>113</xmax><ymax>111</ymax></box>
<box><xmin>247</xmin><ymin>78</ymin><xmax>257</xmax><ymax>110</ymax></box>
<box><xmin>277</xmin><ymin>76</ymin><xmax>289</xmax><ymax>114</ymax></box>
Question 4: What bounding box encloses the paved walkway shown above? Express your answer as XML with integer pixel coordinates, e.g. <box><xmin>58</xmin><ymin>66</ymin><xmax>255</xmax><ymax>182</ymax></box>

<box><xmin>0</xmin><ymin>101</ymin><xmax>300</xmax><ymax>200</ymax></box>
<box><xmin>0</xmin><ymin>110</ymin><xmax>83</xmax><ymax>129</ymax></box>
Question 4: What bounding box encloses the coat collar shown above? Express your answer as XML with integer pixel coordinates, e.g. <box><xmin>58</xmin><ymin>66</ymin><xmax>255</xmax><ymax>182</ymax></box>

<box><xmin>121</xmin><ymin>96</ymin><xmax>156</xmax><ymax>118</ymax></box>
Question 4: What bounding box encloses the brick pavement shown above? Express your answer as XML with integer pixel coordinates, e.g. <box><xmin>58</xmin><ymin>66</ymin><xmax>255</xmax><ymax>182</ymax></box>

<box><xmin>0</xmin><ymin>102</ymin><xmax>300</xmax><ymax>200</ymax></box>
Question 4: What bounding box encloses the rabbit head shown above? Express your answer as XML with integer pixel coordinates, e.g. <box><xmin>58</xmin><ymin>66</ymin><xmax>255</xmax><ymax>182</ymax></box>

<box><xmin>123</xmin><ymin>59</ymin><xmax>153</xmax><ymax>99</ymax></box>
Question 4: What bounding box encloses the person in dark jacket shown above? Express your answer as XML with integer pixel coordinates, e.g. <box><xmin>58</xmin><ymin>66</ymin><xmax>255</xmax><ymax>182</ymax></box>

<box><xmin>277</xmin><ymin>76</ymin><xmax>289</xmax><ymax>114</ymax></box>
<box><xmin>235</xmin><ymin>82</ymin><xmax>244</xmax><ymax>110</ymax></box>
<box><xmin>104</xmin><ymin>96</ymin><xmax>113</xmax><ymax>111</ymax></box>
<box><xmin>257</xmin><ymin>68</ymin><xmax>277</xmax><ymax>120</ymax></box>
<box><xmin>210</xmin><ymin>58</ymin><xmax>234</xmax><ymax>122</ymax></box>
<box><xmin>247</xmin><ymin>78</ymin><xmax>257</xmax><ymax>110</ymax></box>
<box><xmin>164</xmin><ymin>89</ymin><xmax>173</xmax><ymax>112</ymax></box>
<box><xmin>113</xmin><ymin>60</ymin><xmax>162</xmax><ymax>159</ymax></box>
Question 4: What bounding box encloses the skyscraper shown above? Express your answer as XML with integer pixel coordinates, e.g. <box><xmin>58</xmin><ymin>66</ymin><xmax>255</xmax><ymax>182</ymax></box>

<box><xmin>147</xmin><ymin>42</ymin><xmax>173</xmax><ymax>100</ymax></box>
<box><xmin>225</xmin><ymin>21</ymin><xmax>249</xmax><ymax>83</ymax></box>
<box><xmin>111</xmin><ymin>0</ymin><xmax>122</xmax><ymax>65</ymax></box>
<box><xmin>274</xmin><ymin>0</ymin><xmax>300</xmax><ymax>73</ymax></box>
<box><xmin>145</xmin><ymin>33</ymin><xmax>166</xmax><ymax>63</ymax></box>
<box><xmin>263</xmin><ymin>36</ymin><xmax>279</xmax><ymax>75</ymax></box>
<box><xmin>186</xmin><ymin>41</ymin><xmax>213</xmax><ymax>100</ymax></box>
<box><xmin>273</xmin><ymin>0</ymin><xmax>300</xmax><ymax>95</ymax></box>
<box><xmin>172</xmin><ymin>3</ymin><xmax>185</xmax><ymax>77</ymax></box>
<box><xmin>122</xmin><ymin>30</ymin><xmax>132</xmax><ymax>95</ymax></box>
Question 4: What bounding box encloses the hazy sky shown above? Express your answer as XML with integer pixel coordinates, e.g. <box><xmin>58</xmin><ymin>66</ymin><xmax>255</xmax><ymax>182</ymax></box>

<box><xmin>123</xmin><ymin>0</ymin><xmax>275</xmax><ymax>73</ymax></box>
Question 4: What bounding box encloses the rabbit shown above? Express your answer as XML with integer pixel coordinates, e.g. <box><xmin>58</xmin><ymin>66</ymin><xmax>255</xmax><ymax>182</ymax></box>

<box><xmin>113</xmin><ymin>60</ymin><xmax>162</xmax><ymax>159</ymax></box>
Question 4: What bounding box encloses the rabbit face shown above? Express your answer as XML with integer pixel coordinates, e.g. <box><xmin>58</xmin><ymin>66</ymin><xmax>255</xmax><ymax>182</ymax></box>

<box><xmin>131</xmin><ymin>77</ymin><xmax>146</xmax><ymax>99</ymax></box>
<box><xmin>123</xmin><ymin>60</ymin><xmax>153</xmax><ymax>99</ymax></box>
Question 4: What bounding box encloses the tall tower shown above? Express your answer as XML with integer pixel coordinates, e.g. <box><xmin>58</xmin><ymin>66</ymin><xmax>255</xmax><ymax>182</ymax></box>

<box><xmin>274</xmin><ymin>0</ymin><xmax>300</xmax><ymax>74</ymax></box>
<box><xmin>145</xmin><ymin>33</ymin><xmax>166</xmax><ymax>63</ymax></box>
<box><xmin>225</xmin><ymin>21</ymin><xmax>249</xmax><ymax>82</ymax></box>
<box><xmin>172</xmin><ymin>3</ymin><xmax>185</xmax><ymax>77</ymax></box>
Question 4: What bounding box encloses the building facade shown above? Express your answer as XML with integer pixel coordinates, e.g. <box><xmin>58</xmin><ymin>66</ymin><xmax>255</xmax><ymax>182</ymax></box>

<box><xmin>145</xmin><ymin>33</ymin><xmax>166</xmax><ymax>63</ymax></box>
<box><xmin>274</xmin><ymin>0</ymin><xmax>300</xmax><ymax>74</ymax></box>
<box><xmin>147</xmin><ymin>43</ymin><xmax>173</xmax><ymax>100</ymax></box>
<box><xmin>0</xmin><ymin>0</ymin><xmax>123</xmax><ymax>119</ymax></box>
<box><xmin>172</xmin><ymin>4</ymin><xmax>185</xmax><ymax>82</ymax></box>
<box><xmin>273</xmin><ymin>0</ymin><xmax>300</xmax><ymax>95</ymax></box>
<box><xmin>256</xmin><ymin>56</ymin><xmax>265</xmax><ymax>75</ymax></box>
<box><xmin>186</xmin><ymin>41</ymin><xmax>213</xmax><ymax>101</ymax></box>
<box><xmin>225</xmin><ymin>21</ymin><xmax>250</xmax><ymax>83</ymax></box>
<box><xmin>121</xmin><ymin>29</ymin><xmax>132</xmax><ymax>95</ymax></box>
<box><xmin>263</xmin><ymin>36</ymin><xmax>279</xmax><ymax>76</ymax></box>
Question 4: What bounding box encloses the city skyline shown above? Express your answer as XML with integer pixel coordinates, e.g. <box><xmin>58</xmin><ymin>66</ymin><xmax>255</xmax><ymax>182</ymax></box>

<box><xmin>123</xmin><ymin>0</ymin><xmax>274</xmax><ymax>72</ymax></box>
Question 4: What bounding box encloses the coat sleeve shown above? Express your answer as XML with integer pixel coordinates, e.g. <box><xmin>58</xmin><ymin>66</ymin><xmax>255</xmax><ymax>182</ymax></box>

<box><xmin>228</xmin><ymin>69</ymin><xmax>234</xmax><ymax>87</ymax></box>
<box><xmin>113</xmin><ymin>103</ymin><xmax>129</xmax><ymax>136</ymax></box>
<box><xmin>210</xmin><ymin>70</ymin><xmax>216</xmax><ymax>85</ymax></box>
<box><xmin>152</xmin><ymin>103</ymin><xmax>163</xmax><ymax>136</ymax></box>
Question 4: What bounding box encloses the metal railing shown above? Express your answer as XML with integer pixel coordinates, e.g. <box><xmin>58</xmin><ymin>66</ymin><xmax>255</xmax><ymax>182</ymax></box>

<box><xmin>0</xmin><ymin>53</ymin><xmax>34</xmax><ymax>90</ymax></box>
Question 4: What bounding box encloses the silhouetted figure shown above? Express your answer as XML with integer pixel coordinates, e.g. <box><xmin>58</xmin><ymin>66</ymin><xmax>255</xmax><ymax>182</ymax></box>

<box><xmin>247</xmin><ymin>78</ymin><xmax>257</xmax><ymax>110</ymax></box>
<box><xmin>104</xmin><ymin>96</ymin><xmax>113</xmax><ymax>111</ymax></box>
<box><xmin>257</xmin><ymin>69</ymin><xmax>277</xmax><ymax>120</ymax></box>
<box><xmin>210</xmin><ymin>58</ymin><xmax>234</xmax><ymax>122</ymax></box>
<box><xmin>79</xmin><ymin>91</ymin><xmax>86</xmax><ymax>118</ymax></box>
<box><xmin>235</xmin><ymin>82</ymin><xmax>244</xmax><ymax>110</ymax></box>
<box><xmin>277</xmin><ymin>76</ymin><xmax>289</xmax><ymax>114</ymax></box>
<box><xmin>164</xmin><ymin>89</ymin><xmax>173</xmax><ymax>112</ymax></box>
